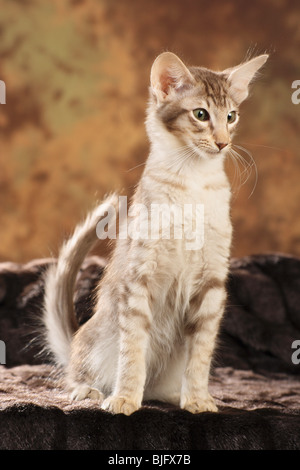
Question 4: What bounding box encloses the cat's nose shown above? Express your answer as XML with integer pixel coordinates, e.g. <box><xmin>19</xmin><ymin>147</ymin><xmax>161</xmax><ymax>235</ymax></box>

<box><xmin>215</xmin><ymin>142</ymin><xmax>228</xmax><ymax>151</ymax></box>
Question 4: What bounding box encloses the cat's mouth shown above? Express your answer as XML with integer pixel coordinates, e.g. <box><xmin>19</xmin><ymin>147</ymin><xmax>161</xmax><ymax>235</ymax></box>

<box><xmin>192</xmin><ymin>142</ymin><xmax>231</xmax><ymax>157</ymax></box>
<box><xmin>206</xmin><ymin>147</ymin><xmax>228</xmax><ymax>155</ymax></box>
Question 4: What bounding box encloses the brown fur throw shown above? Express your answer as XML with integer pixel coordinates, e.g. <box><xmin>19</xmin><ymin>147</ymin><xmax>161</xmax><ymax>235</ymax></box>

<box><xmin>1</xmin><ymin>254</ymin><xmax>300</xmax><ymax>450</ymax></box>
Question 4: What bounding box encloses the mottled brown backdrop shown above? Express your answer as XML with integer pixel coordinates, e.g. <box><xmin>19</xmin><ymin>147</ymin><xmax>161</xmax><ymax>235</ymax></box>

<box><xmin>0</xmin><ymin>0</ymin><xmax>299</xmax><ymax>262</ymax></box>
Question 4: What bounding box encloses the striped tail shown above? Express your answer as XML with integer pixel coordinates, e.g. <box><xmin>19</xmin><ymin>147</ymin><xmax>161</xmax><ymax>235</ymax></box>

<box><xmin>42</xmin><ymin>193</ymin><xmax>119</xmax><ymax>366</ymax></box>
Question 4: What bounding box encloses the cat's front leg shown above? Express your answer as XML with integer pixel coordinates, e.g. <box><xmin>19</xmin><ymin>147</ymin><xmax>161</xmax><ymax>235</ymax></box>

<box><xmin>101</xmin><ymin>287</ymin><xmax>151</xmax><ymax>416</ymax></box>
<box><xmin>181</xmin><ymin>284</ymin><xmax>227</xmax><ymax>413</ymax></box>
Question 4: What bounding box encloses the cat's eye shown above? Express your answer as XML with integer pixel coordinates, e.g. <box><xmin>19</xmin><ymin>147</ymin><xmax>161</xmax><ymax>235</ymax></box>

<box><xmin>193</xmin><ymin>108</ymin><xmax>210</xmax><ymax>122</ymax></box>
<box><xmin>227</xmin><ymin>111</ymin><xmax>237</xmax><ymax>124</ymax></box>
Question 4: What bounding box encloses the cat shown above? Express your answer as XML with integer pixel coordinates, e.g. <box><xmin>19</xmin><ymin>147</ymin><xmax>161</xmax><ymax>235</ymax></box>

<box><xmin>42</xmin><ymin>51</ymin><xmax>268</xmax><ymax>415</ymax></box>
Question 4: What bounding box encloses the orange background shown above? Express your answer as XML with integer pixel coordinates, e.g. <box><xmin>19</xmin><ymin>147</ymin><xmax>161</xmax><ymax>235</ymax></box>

<box><xmin>0</xmin><ymin>0</ymin><xmax>299</xmax><ymax>262</ymax></box>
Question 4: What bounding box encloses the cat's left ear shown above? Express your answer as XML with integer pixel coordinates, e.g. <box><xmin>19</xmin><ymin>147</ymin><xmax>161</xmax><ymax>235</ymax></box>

<box><xmin>224</xmin><ymin>54</ymin><xmax>269</xmax><ymax>104</ymax></box>
<box><xmin>150</xmin><ymin>52</ymin><xmax>195</xmax><ymax>102</ymax></box>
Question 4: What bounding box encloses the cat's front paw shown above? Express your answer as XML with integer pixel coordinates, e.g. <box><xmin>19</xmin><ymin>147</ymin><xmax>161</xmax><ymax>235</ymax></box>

<box><xmin>101</xmin><ymin>395</ymin><xmax>140</xmax><ymax>415</ymax></box>
<box><xmin>181</xmin><ymin>393</ymin><xmax>218</xmax><ymax>413</ymax></box>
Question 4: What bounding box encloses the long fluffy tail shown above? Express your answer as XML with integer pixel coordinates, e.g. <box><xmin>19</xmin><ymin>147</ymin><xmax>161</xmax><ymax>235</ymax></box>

<box><xmin>43</xmin><ymin>193</ymin><xmax>119</xmax><ymax>367</ymax></box>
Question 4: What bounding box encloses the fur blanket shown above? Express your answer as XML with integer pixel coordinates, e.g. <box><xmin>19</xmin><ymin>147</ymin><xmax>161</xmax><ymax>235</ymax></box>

<box><xmin>1</xmin><ymin>254</ymin><xmax>300</xmax><ymax>450</ymax></box>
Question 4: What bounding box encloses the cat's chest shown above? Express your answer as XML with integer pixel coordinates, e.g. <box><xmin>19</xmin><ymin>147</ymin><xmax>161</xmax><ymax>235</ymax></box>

<box><xmin>172</xmin><ymin>184</ymin><xmax>232</xmax><ymax>277</ymax></box>
<box><xmin>180</xmin><ymin>182</ymin><xmax>232</xmax><ymax>240</ymax></box>
<box><xmin>202</xmin><ymin>188</ymin><xmax>232</xmax><ymax>236</ymax></box>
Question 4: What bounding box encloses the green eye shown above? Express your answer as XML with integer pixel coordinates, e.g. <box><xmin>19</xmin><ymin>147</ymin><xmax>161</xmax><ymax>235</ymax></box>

<box><xmin>227</xmin><ymin>111</ymin><xmax>237</xmax><ymax>123</ymax></box>
<box><xmin>193</xmin><ymin>108</ymin><xmax>210</xmax><ymax>122</ymax></box>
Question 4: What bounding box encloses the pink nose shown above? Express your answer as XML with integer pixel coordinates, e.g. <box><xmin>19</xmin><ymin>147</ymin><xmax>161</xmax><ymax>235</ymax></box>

<box><xmin>216</xmin><ymin>142</ymin><xmax>228</xmax><ymax>151</ymax></box>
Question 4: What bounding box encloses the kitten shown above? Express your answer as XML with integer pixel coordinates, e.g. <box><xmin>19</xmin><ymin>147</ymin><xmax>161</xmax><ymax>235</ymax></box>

<box><xmin>43</xmin><ymin>52</ymin><xmax>268</xmax><ymax>415</ymax></box>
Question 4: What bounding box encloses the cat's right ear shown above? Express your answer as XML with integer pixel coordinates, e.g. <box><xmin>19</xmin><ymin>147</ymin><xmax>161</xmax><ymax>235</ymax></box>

<box><xmin>150</xmin><ymin>52</ymin><xmax>195</xmax><ymax>102</ymax></box>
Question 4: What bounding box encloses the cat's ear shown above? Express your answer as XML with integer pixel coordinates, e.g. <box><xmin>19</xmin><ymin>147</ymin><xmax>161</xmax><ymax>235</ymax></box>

<box><xmin>150</xmin><ymin>52</ymin><xmax>195</xmax><ymax>102</ymax></box>
<box><xmin>225</xmin><ymin>54</ymin><xmax>269</xmax><ymax>104</ymax></box>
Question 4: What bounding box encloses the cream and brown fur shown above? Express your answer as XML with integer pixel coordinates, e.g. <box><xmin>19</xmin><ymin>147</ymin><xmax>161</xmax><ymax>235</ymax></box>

<box><xmin>43</xmin><ymin>52</ymin><xmax>268</xmax><ymax>415</ymax></box>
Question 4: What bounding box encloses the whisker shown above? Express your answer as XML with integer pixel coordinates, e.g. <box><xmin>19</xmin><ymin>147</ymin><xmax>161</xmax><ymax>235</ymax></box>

<box><xmin>169</xmin><ymin>151</ymin><xmax>196</xmax><ymax>173</ymax></box>
<box><xmin>126</xmin><ymin>162</ymin><xmax>146</xmax><ymax>172</ymax></box>
<box><xmin>231</xmin><ymin>144</ymin><xmax>258</xmax><ymax>198</ymax></box>
<box><xmin>126</xmin><ymin>144</ymin><xmax>193</xmax><ymax>173</ymax></box>
<box><xmin>231</xmin><ymin>150</ymin><xmax>254</xmax><ymax>184</ymax></box>
<box><xmin>231</xmin><ymin>150</ymin><xmax>252</xmax><ymax>179</ymax></box>
<box><xmin>227</xmin><ymin>149</ymin><xmax>243</xmax><ymax>198</ymax></box>
<box><xmin>164</xmin><ymin>145</ymin><xmax>198</xmax><ymax>173</ymax></box>
<box><xmin>236</xmin><ymin>141</ymin><xmax>284</xmax><ymax>152</ymax></box>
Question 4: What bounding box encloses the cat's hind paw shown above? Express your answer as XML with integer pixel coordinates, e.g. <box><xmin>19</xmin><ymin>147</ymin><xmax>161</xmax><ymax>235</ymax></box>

<box><xmin>101</xmin><ymin>395</ymin><xmax>140</xmax><ymax>415</ymax></box>
<box><xmin>181</xmin><ymin>393</ymin><xmax>218</xmax><ymax>413</ymax></box>
<box><xmin>70</xmin><ymin>384</ymin><xmax>104</xmax><ymax>402</ymax></box>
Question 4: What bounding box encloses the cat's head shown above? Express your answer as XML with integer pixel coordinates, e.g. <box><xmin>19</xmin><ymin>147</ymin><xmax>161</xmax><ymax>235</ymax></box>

<box><xmin>147</xmin><ymin>52</ymin><xmax>268</xmax><ymax>160</ymax></box>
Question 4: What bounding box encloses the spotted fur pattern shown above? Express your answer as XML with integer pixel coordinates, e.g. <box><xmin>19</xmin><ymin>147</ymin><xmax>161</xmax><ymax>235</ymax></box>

<box><xmin>43</xmin><ymin>52</ymin><xmax>268</xmax><ymax>415</ymax></box>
